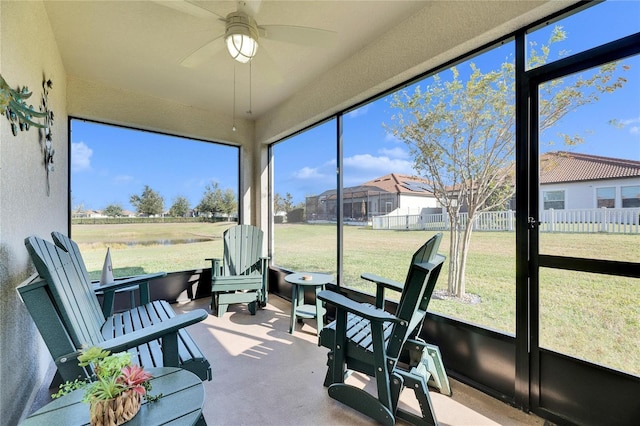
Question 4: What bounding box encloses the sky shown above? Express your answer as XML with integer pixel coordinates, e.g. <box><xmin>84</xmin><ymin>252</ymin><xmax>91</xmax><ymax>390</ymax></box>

<box><xmin>71</xmin><ymin>123</ymin><xmax>239</xmax><ymax>212</ymax></box>
<box><xmin>72</xmin><ymin>1</ymin><xmax>640</xmax><ymax>211</ymax></box>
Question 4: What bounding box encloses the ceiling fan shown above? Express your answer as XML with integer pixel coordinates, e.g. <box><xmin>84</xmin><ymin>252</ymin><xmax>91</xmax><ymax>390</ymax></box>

<box><xmin>155</xmin><ymin>1</ymin><xmax>336</xmax><ymax>71</ymax></box>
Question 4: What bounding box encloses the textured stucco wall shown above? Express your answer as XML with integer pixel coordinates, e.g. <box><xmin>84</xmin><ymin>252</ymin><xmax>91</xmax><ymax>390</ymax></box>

<box><xmin>0</xmin><ymin>2</ymin><xmax>68</xmax><ymax>424</ymax></box>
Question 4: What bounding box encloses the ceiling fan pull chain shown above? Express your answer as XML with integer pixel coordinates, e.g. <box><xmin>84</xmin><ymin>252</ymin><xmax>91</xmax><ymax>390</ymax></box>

<box><xmin>232</xmin><ymin>63</ymin><xmax>237</xmax><ymax>132</ymax></box>
<box><xmin>248</xmin><ymin>61</ymin><xmax>252</xmax><ymax>115</ymax></box>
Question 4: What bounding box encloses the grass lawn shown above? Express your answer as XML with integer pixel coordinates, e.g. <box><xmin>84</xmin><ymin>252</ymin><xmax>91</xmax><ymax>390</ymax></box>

<box><xmin>72</xmin><ymin>221</ymin><xmax>639</xmax><ymax>376</ymax></box>
<box><xmin>71</xmin><ymin>222</ymin><xmax>237</xmax><ymax>276</ymax></box>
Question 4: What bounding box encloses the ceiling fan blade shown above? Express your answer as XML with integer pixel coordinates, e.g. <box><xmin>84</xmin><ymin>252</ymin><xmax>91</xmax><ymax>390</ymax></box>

<box><xmin>259</xmin><ymin>25</ymin><xmax>337</xmax><ymax>48</ymax></box>
<box><xmin>180</xmin><ymin>35</ymin><xmax>225</xmax><ymax>68</ymax></box>
<box><xmin>153</xmin><ymin>1</ymin><xmax>224</xmax><ymax>19</ymax></box>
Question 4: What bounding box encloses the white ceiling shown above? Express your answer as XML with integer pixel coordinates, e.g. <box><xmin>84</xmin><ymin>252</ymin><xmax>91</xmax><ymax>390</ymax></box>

<box><xmin>44</xmin><ymin>0</ymin><xmax>430</xmax><ymax>121</ymax></box>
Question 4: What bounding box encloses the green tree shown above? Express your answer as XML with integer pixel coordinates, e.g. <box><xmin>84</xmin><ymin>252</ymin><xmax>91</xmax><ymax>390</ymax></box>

<box><xmin>130</xmin><ymin>185</ymin><xmax>164</xmax><ymax>216</ymax></box>
<box><xmin>103</xmin><ymin>203</ymin><xmax>124</xmax><ymax>217</ymax></box>
<box><xmin>197</xmin><ymin>181</ymin><xmax>237</xmax><ymax>219</ymax></box>
<box><xmin>169</xmin><ymin>196</ymin><xmax>190</xmax><ymax>217</ymax></box>
<box><xmin>220</xmin><ymin>188</ymin><xmax>237</xmax><ymax>219</ymax></box>
<box><xmin>387</xmin><ymin>26</ymin><xmax>628</xmax><ymax>297</ymax></box>
<box><xmin>274</xmin><ymin>192</ymin><xmax>294</xmax><ymax>213</ymax></box>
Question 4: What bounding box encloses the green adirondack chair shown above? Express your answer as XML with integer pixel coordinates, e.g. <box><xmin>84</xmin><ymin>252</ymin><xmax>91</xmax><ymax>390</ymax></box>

<box><xmin>206</xmin><ymin>224</ymin><xmax>268</xmax><ymax>317</ymax></box>
<box><xmin>51</xmin><ymin>231</ymin><xmax>165</xmax><ymax>317</ymax></box>
<box><xmin>21</xmin><ymin>236</ymin><xmax>212</xmax><ymax>382</ymax></box>
<box><xmin>318</xmin><ymin>233</ymin><xmax>448</xmax><ymax>426</ymax></box>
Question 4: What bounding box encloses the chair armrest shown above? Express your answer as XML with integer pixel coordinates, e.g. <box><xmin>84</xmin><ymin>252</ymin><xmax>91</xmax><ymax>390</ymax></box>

<box><xmin>361</xmin><ymin>273</ymin><xmax>403</xmax><ymax>308</ymax></box>
<box><xmin>106</xmin><ymin>272</ymin><xmax>166</xmax><ymax>288</ymax></box>
<box><xmin>205</xmin><ymin>258</ymin><xmax>223</xmax><ymax>276</ymax></box>
<box><xmin>318</xmin><ymin>290</ymin><xmax>398</xmax><ymax>324</ymax></box>
<box><xmin>93</xmin><ymin>272</ymin><xmax>166</xmax><ymax>293</ymax></box>
<box><xmin>361</xmin><ymin>273</ymin><xmax>403</xmax><ymax>292</ymax></box>
<box><xmin>93</xmin><ymin>272</ymin><xmax>167</xmax><ymax>315</ymax></box>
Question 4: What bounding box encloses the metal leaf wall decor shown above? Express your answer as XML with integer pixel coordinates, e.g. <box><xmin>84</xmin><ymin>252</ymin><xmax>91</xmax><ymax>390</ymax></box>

<box><xmin>1</xmin><ymin>74</ymin><xmax>55</xmax><ymax>195</ymax></box>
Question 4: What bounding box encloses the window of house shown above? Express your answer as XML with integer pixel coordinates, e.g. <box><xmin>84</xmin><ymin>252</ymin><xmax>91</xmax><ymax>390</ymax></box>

<box><xmin>621</xmin><ymin>185</ymin><xmax>640</xmax><ymax>207</ymax></box>
<box><xmin>543</xmin><ymin>190</ymin><xmax>565</xmax><ymax>210</ymax></box>
<box><xmin>70</xmin><ymin>119</ymin><xmax>239</xmax><ymax>277</ymax></box>
<box><xmin>596</xmin><ymin>187</ymin><xmax>616</xmax><ymax>208</ymax></box>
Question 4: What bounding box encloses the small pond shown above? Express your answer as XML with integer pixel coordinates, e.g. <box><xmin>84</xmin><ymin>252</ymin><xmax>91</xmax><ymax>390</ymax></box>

<box><xmin>118</xmin><ymin>238</ymin><xmax>215</xmax><ymax>247</ymax></box>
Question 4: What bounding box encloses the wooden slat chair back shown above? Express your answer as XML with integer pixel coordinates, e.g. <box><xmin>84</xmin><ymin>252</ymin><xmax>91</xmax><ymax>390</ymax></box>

<box><xmin>207</xmin><ymin>224</ymin><xmax>268</xmax><ymax>317</ymax></box>
<box><xmin>388</xmin><ymin>233</ymin><xmax>442</xmax><ymax>355</ymax></box>
<box><xmin>51</xmin><ymin>232</ymin><xmax>94</xmax><ymax>292</ymax></box>
<box><xmin>51</xmin><ymin>231</ymin><xmax>164</xmax><ymax>317</ymax></box>
<box><xmin>318</xmin><ymin>233</ymin><xmax>446</xmax><ymax>426</ymax></box>
<box><xmin>223</xmin><ymin>224</ymin><xmax>263</xmax><ymax>276</ymax></box>
<box><xmin>22</xmin><ymin>236</ymin><xmax>211</xmax><ymax>382</ymax></box>
<box><xmin>27</xmin><ymin>236</ymin><xmax>105</xmax><ymax>347</ymax></box>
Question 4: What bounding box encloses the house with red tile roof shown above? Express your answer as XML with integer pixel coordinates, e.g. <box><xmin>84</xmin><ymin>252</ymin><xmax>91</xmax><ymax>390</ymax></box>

<box><xmin>306</xmin><ymin>152</ymin><xmax>640</xmax><ymax>223</ymax></box>
<box><xmin>305</xmin><ymin>173</ymin><xmax>439</xmax><ymax>222</ymax></box>
<box><xmin>539</xmin><ymin>151</ymin><xmax>640</xmax><ymax>210</ymax></box>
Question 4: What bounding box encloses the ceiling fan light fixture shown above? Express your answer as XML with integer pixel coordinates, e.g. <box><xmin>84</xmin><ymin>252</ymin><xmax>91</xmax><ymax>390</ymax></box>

<box><xmin>225</xmin><ymin>11</ymin><xmax>259</xmax><ymax>64</ymax></box>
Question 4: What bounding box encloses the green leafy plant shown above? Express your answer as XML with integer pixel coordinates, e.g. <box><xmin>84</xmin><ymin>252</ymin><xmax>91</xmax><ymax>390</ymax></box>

<box><xmin>53</xmin><ymin>346</ymin><xmax>162</xmax><ymax>404</ymax></box>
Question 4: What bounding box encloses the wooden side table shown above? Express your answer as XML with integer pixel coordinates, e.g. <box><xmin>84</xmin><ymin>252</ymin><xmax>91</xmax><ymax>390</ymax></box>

<box><xmin>285</xmin><ymin>272</ymin><xmax>333</xmax><ymax>336</ymax></box>
<box><xmin>23</xmin><ymin>367</ymin><xmax>205</xmax><ymax>425</ymax></box>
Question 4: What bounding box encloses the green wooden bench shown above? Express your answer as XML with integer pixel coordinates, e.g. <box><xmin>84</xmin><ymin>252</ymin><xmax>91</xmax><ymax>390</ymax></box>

<box><xmin>318</xmin><ymin>233</ymin><xmax>449</xmax><ymax>426</ymax></box>
<box><xmin>20</xmin><ymin>236</ymin><xmax>212</xmax><ymax>383</ymax></box>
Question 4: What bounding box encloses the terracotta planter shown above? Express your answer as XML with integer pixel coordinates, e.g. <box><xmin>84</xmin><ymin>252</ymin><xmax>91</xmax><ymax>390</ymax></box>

<box><xmin>89</xmin><ymin>390</ymin><xmax>141</xmax><ymax>426</ymax></box>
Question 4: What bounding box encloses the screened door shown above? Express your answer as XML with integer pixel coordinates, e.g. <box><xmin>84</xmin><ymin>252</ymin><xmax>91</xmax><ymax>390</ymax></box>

<box><xmin>527</xmin><ymin>38</ymin><xmax>640</xmax><ymax>425</ymax></box>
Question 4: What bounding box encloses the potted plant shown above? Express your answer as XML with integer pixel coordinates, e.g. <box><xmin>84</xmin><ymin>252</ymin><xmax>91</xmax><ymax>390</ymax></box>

<box><xmin>53</xmin><ymin>346</ymin><xmax>161</xmax><ymax>426</ymax></box>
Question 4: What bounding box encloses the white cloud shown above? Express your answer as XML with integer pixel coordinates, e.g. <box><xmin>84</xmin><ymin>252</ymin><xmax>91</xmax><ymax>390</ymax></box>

<box><xmin>384</xmin><ymin>132</ymin><xmax>401</xmax><ymax>143</ymax></box>
<box><xmin>344</xmin><ymin>153</ymin><xmax>414</xmax><ymax>175</ymax></box>
<box><xmin>378</xmin><ymin>147</ymin><xmax>409</xmax><ymax>159</ymax></box>
<box><xmin>618</xmin><ymin>116</ymin><xmax>640</xmax><ymax>135</ymax></box>
<box><xmin>347</xmin><ymin>105</ymin><xmax>370</xmax><ymax>118</ymax></box>
<box><xmin>114</xmin><ymin>175</ymin><xmax>134</xmax><ymax>184</ymax></box>
<box><xmin>620</xmin><ymin>116</ymin><xmax>640</xmax><ymax>126</ymax></box>
<box><xmin>293</xmin><ymin>166</ymin><xmax>326</xmax><ymax>180</ymax></box>
<box><xmin>71</xmin><ymin>142</ymin><xmax>92</xmax><ymax>172</ymax></box>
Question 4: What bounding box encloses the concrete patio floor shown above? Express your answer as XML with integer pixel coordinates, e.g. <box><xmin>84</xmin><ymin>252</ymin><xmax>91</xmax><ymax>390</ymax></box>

<box><xmin>171</xmin><ymin>296</ymin><xmax>546</xmax><ymax>426</ymax></box>
<box><xmin>30</xmin><ymin>295</ymin><xmax>549</xmax><ymax>425</ymax></box>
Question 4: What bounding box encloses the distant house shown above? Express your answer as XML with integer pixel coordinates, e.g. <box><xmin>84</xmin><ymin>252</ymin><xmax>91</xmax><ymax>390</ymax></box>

<box><xmin>305</xmin><ymin>173</ymin><xmax>438</xmax><ymax>222</ymax></box>
<box><xmin>538</xmin><ymin>151</ymin><xmax>640</xmax><ymax>210</ymax></box>
<box><xmin>306</xmin><ymin>152</ymin><xmax>640</xmax><ymax>224</ymax></box>
<box><xmin>71</xmin><ymin>209</ymin><xmax>104</xmax><ymax>219</ymax></box>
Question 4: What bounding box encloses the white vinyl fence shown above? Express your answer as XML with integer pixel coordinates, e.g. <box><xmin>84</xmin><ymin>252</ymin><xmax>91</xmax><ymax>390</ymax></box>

<box><xmin>372</xmin><ymin>208</ymin><xmax>640</xmax><ymax>234</ymax></box>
